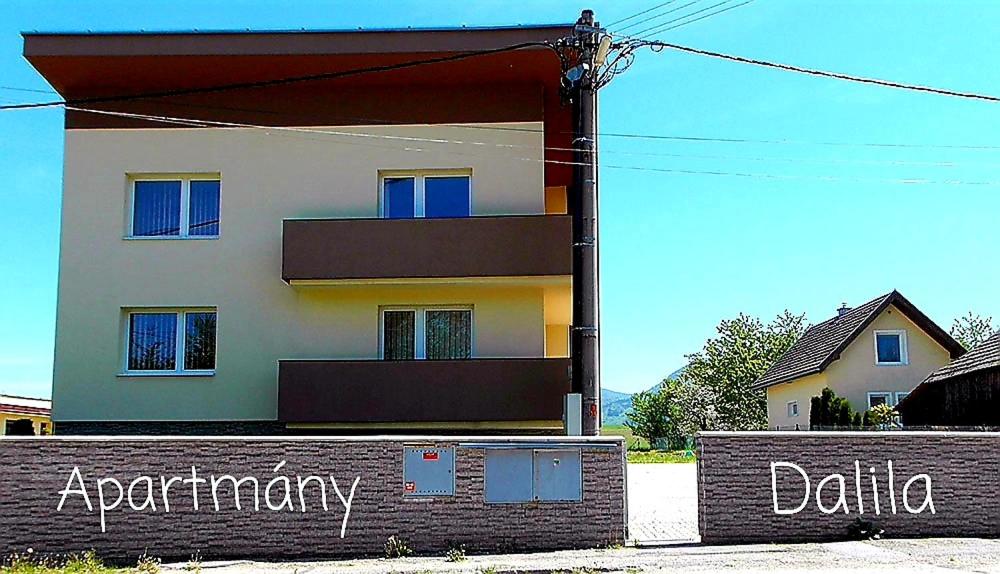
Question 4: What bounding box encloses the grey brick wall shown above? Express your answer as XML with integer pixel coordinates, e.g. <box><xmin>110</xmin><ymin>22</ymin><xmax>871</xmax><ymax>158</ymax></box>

<box><xmin>697</xmin><ymin>432</ymin><xmax>1000</xmax><ymax>544</ymax></box>
<box><xmin>0</xmin><ymin>437</ymin><xmax>626</xmax><ymax>561</ymax></box>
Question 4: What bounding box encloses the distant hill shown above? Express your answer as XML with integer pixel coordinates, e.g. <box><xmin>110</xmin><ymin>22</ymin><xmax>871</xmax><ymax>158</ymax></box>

<box><xmin>602</xmin><ymin>367</ymin><xmax>685</xmax><ymax>426</ymax></box>
<box><xmin>601</xmin><ymin>388</ymin><xmax>634</xmax><ymax>426</ymax></box>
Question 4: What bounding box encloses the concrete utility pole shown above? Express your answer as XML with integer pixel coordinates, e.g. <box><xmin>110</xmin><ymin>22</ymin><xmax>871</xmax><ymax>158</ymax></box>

<box><xmin>572</xmin><ymin>9</ymin><xmax>601</xmax><ymax>435</ymax></box>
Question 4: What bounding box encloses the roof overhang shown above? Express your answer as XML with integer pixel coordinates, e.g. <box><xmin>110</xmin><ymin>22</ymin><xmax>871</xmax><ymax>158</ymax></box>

<box><xmin>22</xmin><ymin>26</ymin><xmax>572</xmax><ymax>97</ymax></box>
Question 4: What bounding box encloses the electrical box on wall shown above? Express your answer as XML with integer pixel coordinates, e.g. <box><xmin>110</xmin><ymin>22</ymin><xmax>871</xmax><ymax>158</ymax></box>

<box><xmin>484</xmin><ymin>448</ymin><xmax>583</xmax><ymax>503</ymax></box>
<box><xmin>402</xmin><ymin>447</ymin><xmax>455</xmax><ymax>496</ymax></box>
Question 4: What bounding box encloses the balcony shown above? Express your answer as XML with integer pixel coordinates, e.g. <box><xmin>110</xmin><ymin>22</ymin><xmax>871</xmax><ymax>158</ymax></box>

<box><xmin>281</xmin><ymin>215</ymin><xmax>572</xmax><ymax>284</ymax></box>
<box><xmin>278</xmin><ymin>358</ymin><xmax>571</xmax><ymax>424</ymax></box>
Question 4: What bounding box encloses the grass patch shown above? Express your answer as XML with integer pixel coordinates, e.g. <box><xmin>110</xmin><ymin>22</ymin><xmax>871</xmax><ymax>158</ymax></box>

<box><xmin>1</xmin><ymin>551</ymin><xmax>135</xmax><ymax>574</ymax></box>
<box><xmin>600</xmin><ymin>425</ymin><xmax>649</xmax><ymax>450</ymax></box>
<box><xmin>627</xmin><ymin>450</ymin><xmax>695</xmax><ymax>464</ymax></box>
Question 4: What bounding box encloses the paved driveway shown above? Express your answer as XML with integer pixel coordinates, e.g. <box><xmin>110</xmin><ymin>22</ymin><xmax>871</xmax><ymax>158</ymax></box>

<box><xmin>627</xmin><ymin>463</ymin><xmax>699</xmax><ymax>543</ymax></box>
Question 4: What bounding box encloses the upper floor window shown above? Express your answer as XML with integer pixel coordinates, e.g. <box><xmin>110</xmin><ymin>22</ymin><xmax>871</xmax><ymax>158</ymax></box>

<box><xmin>125</xmin><ymin>308</ymin><xmax>217</xmax><ymax>375</ymax></box>
<box><xmin>381</xmin><ymin>172</ymin><xmax>471</xmax><ymax>219</ymax></box>
<box><xmin>381</xmin><ymin>306</ymin><xmax>472</xmax><ymax>360</ymax></box>
<box><xmin>130</xmin><ymin>176</ymin><xmax>220</xmax><ymax>238</ymax></box>
<box><xmin>874</xmin><ymin>329</ymin><xmax>908</xmax><ymax>365</ymax></box>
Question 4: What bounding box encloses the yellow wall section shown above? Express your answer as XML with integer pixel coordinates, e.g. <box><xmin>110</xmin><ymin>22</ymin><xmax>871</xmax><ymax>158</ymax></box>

<box><xmin>545</xmin><ymin>324</ymin><xmax>570</xmax><ymax>358</ymax></box>
<box><xmin>0</xmin><ymin>413</ymin><xmax>52</xmax><ymax>435</ymax></box>
<box><xmin>545</xmin><ymin>186</ymin><xmax>568</xmax><ymax>214</ymax></box>
<box><xmin>53</xmin><ymin>123</ymin><xmax>560</xmax><ymax>422</ymax></box>
<box><xmin>766</xmin><ymin>304</ymin><xmax>953</xmax><ymax>428</ymax></box>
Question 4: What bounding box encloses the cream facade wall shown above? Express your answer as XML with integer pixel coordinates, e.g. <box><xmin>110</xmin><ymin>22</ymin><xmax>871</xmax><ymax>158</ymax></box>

<box><xmin>765</xmin><ymin>304</ymin><xmax>953</xmax><ymax>428</ymax></box>
<box><xmin>766</xmin><ymin>372</ymin><xmax>827</xmax><ymax>429</ymax></box>
<box><xmin>53</xmin><ymin>123</ymin><xmax>553</xmax><ymax>422</ymax></box>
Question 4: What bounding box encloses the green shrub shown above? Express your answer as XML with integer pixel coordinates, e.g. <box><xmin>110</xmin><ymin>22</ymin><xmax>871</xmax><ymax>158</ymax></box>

<box><xmin>445</xmin><ymin>544</ymin><xmax>467</xmax><ymax>562</ymax></box>
<box><xmin>384</xmin><ymin>536</ymin><xmax>412</xmax><ymax>559</ymax></box>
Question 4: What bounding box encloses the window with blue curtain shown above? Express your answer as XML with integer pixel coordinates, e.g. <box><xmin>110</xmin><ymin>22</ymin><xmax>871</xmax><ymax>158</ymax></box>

<box><xmin>132</xmin><ymin>181</ymin><xmax>182</xmax><ymax>236</ymax></box>
<box><xmin>131</xmin><ymin>177</ymin><xmax>219</xmax><ymax>237</ymax></box>
<box><xmin>384</xmin><ymin>177</ymin><xmax>415</xmax><ymax>219</ymax></box>
<box><xmin>188</xmin><ymin>180</ymin><xmax>220</xmax><ymax>236</ymax></box>
<box><xmin>128</xmin><ymin>313</ymin><xmax>178</xmax><ymax>371</ymax></box>
<box><xmin>424</xmin><ymin>176</ymin><xmax>470</xmax><ymax>218</ymax></box>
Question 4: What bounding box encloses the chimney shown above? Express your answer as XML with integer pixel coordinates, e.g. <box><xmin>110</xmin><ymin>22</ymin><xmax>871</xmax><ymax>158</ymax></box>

<box><xmin>837</xmin><ymin>302</ymin><xmax>851</xmax><ymax>318</ymax></box>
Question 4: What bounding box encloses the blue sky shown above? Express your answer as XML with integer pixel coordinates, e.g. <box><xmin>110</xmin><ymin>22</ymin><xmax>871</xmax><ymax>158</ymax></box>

<box><xmin>2</xmin><ymin>0</ymin><xmax>999</xmax><ymax>397</ymax></box>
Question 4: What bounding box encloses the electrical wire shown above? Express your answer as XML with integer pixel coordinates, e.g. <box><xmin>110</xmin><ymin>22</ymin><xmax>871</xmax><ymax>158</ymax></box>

<box><xmin>628</xmin><ymin>0</ymin><xmax>734</xmax><ymax>38</ymax></box>
<box><xmin>604</xmin><ymin>1</ymin><xmax>679</xmax><ymax>29</ymax></box>
<box><xmin>65</xmin><ymin>106</ymin><xmax>1000</xmax><ymax>187</ymax></box>
<box><xmin>65</xmin><ymin>105</ymin><xmax>1000</xmax><ymax>162</ymax></box>
<box><xmin>636</xmin><ymin>0</ymin><xmax>754</xmax><ymax>39</ymax></box>
<box><xmin>646</xmin><ymin>41</ymin><xmax>1000</xmax><ymax>103</ymax></box>
<box><xmin>613</xmin><ymin>1</ymin><xmax>704</xmax><ymax>34</ymax></box>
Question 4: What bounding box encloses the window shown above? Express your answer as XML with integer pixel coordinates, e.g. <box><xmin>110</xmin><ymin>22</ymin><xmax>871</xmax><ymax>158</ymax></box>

<box><xmin>874</xmin><ymin>330</ymin><xmax>907</xmax><ymax>365</ymax></box>
<box><xmin>787</xmin><ymin>401</ymin><xmax>799</xmax><ymax>418</ymax></box>
<box><xmin>125</xmin><ymin>309</ymin><xmax>217</xmax><ymax>374</ymax></box>
<box><xmin>895</xmin><ymin>391</ymin><xmax>910</xmax><ymax>405</ymax></box>
<box><xmin>380</xmin><ymin>307</ymin><xmax>472</xmax><ymax>360</ymax></box>
<box><xmin>381</xmin><ymin>172</ymin><xmax>471</xmax><ymax>219</ymax></box>
<box><xmin>867</xmin><ymin>392</ymin><xmax>892</xmax><ymax>409</ymax></box>
<box><xmin>130</xmin><ymin>177</ymin><xmax>220</xmax><ymax>237</ymax></box>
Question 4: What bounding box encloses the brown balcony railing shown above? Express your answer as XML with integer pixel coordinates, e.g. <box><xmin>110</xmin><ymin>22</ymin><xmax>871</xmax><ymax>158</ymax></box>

<box><xmin>278</xmin><ymin>358</ymin><xmax>571</xmax><ymax>423</ymax></box>
<box><xmin>281</xmin><ymin>215</ymin><xmax>572</xmax><ymax>282</ymax></box>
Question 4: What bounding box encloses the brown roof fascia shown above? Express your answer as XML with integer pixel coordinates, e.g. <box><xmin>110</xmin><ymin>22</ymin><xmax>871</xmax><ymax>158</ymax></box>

<box><xmin>22</xmin><ymin>26</ymin><xmax>573</xmax><ymax>58</ymax></box>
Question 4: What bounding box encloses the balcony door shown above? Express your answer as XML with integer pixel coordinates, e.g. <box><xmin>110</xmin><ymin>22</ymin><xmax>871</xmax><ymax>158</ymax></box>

<box><xmin>381</xmin><ymin>307</ymin><xmax>472</xmax><ymax>360</ymax></box>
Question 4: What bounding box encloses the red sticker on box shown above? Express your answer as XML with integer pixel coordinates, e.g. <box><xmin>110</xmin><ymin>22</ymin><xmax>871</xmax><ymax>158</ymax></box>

<box><xmin>405</xmin><ymin>482</ymin><xmax>416</xmax><ymax>492</ymax></box>
<box><xmin>423</xmin><ymin>451</ymin><xmax>439</xmax><ymax>461</ymax></box>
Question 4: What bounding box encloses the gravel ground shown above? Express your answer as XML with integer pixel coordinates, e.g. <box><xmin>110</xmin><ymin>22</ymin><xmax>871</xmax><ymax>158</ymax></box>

<box><xmin>627</xmin><ymin>463</ymin><xmax>698</xmax><ymax>542</ymax></box>
<box><xmin>162</xmin><ymin>538</ymin><xmax>1000</xmax><ymax>573</ymax></box>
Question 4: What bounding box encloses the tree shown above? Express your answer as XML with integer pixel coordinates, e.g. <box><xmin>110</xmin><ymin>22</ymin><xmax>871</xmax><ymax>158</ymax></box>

<box><xmin>809</xmin><ymin>387</ymin><xmax>856</xmax><ymax>429</ymax></box>
<box><xmin>950</xmin><ymin>312</ymin><xmax>997</xmax><ymax>350</ymax></box>
<box><xmin>680</xmin><ymin>311</ymin><xmax>807</xmax><ymax>431</ymax></box>
<box><xmin>867</xmin><ymin>403</ymin><xmax>898</xmax><ymax>429</ymax></box>
<box><xmin>625</xmin><ymin>380</ymin><xmax>683</xmax><ymax>448</ymax></box>
<box><xmin>672</xmin><ymin>381</ymin><xmax>719</xmax><ymax>437</ymax></box>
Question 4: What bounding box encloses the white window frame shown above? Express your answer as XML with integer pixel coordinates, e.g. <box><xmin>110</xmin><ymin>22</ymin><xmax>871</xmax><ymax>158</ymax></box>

<box><xmin>873</xmin><ymin>329</ymin><xmax>908</xmax><ymax>366</ymax></box>
<box><xmin>786</xmin><ymin>401</ymin><xmax>799</xmax><ymax>418</ymax></box>
<box><xmin>378</xmin><ymin>170</ymin><xmax>472</xmax><ymax>218</ymax></box>
<box><xmin>867</xmin><ymin>391</ymin><xmax>893</xmax><ymax>409</ymax></box>
<box><xmin>379</xmin><ymin>305</ymin><xmax>474</xmax><ymax>360</ymax></box>
<box><xmin>128</xmin><ymin>175</ymin><xmax>221</xmax><ymax>239</ymax></box>
<box><xmin>121</xmin><ymin>307</ymin><xmax>217</xmax><ymax>376</ymax></box>
<box><xmin>894</xmin><ymin>391</ymin><xmax>910</xmax><ymax>405</ymax></box>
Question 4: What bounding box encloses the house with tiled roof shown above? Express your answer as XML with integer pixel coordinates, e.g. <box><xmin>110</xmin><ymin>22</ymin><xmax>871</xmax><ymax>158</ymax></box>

<box><xmin>753</xmin><ymin>291</ymin><xmax>966</xmax><ymax>429</ymax></box>
<box><xmin>0</xmin><ymin>395</ymin><xmax>52</xmax><ymax>436</ymax></box>
<box><xmin>898</xmin><ymin>331</ymin><xmax>1000</xmax><ymax>427</ymax></box>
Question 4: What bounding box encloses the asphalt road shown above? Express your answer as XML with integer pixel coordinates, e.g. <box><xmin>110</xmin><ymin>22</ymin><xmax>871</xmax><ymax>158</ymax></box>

<box><xmin>167</xmin><ymin>539</ymin><xmax>1000</xmax><ymax>573</ymax></box>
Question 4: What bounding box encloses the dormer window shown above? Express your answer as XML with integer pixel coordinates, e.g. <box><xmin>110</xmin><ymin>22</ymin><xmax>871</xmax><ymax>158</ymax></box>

<box><xmin>874</xmin><ymin>330</ymin><xmax>908</xmax><ymax>365</ymax></box>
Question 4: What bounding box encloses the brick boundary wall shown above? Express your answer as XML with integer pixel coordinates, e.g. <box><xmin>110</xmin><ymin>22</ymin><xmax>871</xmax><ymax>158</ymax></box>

<box><xmin>697</xmin><ymin>432</ymin><xmax>1000</xmax><ymax>544</ymax></box>
<box><xmin>0</xmin><ymin>436</ymin><xmax>626</xmax><ymax>561</ymax></box>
